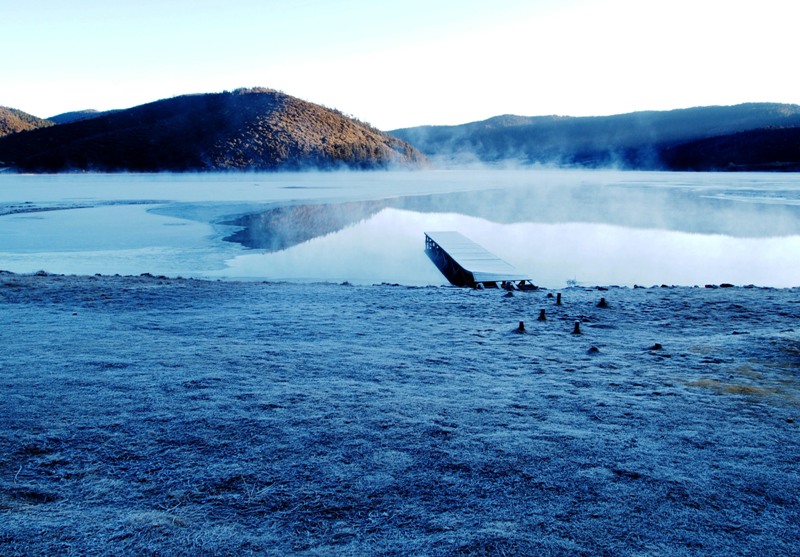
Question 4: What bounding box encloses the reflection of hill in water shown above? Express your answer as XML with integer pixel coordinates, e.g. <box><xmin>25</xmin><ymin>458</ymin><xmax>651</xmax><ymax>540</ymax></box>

<box><xmin>223</xmin><ymin>200</ymin><xmax>391</xmax><ymax>250</ymax></box>
<box><xmin>224</xmin><ymin>185</ymin><xmax>800</xmax><ymax>251</ymax></box>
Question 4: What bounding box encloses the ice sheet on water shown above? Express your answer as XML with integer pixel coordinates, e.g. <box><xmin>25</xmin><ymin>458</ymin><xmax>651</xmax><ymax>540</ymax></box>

<box><xmin>0</xmin><ymin>203</ymin><xmax>241</xmax><ymax>276</ymax></box>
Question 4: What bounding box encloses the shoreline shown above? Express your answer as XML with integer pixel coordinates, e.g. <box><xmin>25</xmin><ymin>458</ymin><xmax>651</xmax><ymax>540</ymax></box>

<box><xmin>2</xmin><ymin>268</ymin><xmax>798</xmax><ymax>291</ymax></box>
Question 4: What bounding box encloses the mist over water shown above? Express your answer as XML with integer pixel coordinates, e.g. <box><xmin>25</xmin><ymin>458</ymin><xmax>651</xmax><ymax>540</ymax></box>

<box><xmin>1</xmin><ymin>169</ymin><xmax>800</xmax><ymax>287</ymax></box>
<box><xmin>212</xmin><ymin>171</ymin><xmax>800</xmax><ymax>287</ymax></box>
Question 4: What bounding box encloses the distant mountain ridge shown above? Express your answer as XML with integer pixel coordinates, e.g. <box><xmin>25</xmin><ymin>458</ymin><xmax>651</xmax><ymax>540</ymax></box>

<box><xmin>390</xmin><ymin>103</ymin><xmax>800</xmax><ymax>171</ymax></box>
<box><xmin>0</xmin><ymin>88</ymin><xmax>427</xmax><ymax>172</ymax></box>
<box><xmin>3</xmin><ymin>96</ymin><xmax>799</xmax><ymax>172</ymax></box>
<box><xmin>47</xmin><ymin>109</ymin><xmax>108</xmax><ymax>125</ymax></box>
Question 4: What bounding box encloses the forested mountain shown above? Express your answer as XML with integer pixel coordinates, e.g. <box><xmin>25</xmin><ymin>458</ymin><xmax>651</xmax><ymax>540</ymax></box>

<box><xmin>4</xmin><ymin>96</ymin><xmax>798</xmax><ymax>172</ymax></box>
<box><xmin>0</xmin><ymin>88</ymin><xmax>427</xmax><ymax>172</ymax></box>
<box><xmin>389</xmin><ymin>103</ymin><xmax>800</xmax><ymax>171</ymax></box>
<box><xmin>660</xmin><ymin>126</ymin><xmax>800</xmax><ymax>171</ymax></box>
<box><xmin>47</xmin><ymin>110</ymin><xmax>106</xmax><ymax>125</ymax></box>
<box><xmin>0</xmin><ymin>107</ymin><xmax>53</xmax><ymax>138</ymax></box>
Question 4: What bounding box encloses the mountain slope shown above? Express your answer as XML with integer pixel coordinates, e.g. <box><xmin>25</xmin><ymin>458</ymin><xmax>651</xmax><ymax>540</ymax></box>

<box><xmin>390</xmin><ymin>103</ymin><xmax>800</xmax><ymax>170</ymax></box>
<box><xmin>0</xmin><ymin>107</ymin><xmax>53</xmax><ymax>138</ymax></box>
<box><xmin>0</xmin><ymin>88</ymin><xmax>427</xmax><ymax>172</ymax></box>
<box><xmin>660</xmin><ymin>127</ymin><xmax>800</xmax><ymax>171</ymax></box>
<box><xmin>47</xmin><ymin>110</ymin><xmax>105</xmax><ymax>125</ymax></box>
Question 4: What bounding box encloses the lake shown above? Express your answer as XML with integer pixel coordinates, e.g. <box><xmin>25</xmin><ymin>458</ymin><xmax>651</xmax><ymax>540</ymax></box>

<box><xmin>1</xmin><ymin>169</ymin><xmax>799</xmax><ymax>288</ymax></box>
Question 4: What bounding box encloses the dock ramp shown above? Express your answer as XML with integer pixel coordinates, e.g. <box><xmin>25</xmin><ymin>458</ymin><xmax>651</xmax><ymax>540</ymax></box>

<box><xmin>425</xmin><ymin>231</ymin><xmax>534</xmax><ymax>289</ymax></box>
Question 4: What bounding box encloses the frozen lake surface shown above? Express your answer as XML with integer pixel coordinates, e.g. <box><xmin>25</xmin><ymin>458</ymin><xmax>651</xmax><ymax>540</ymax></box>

<box><xmin>2</xmin><ymin>170</ymin><xmax>800</xmax><ymax>287</ymax></box>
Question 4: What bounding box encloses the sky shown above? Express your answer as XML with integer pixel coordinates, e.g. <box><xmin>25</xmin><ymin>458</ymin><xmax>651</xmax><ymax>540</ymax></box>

<box><xmin>2</xmin><ymin>0</ymin><xmax>798</xmax><ymax>130</ymax></box>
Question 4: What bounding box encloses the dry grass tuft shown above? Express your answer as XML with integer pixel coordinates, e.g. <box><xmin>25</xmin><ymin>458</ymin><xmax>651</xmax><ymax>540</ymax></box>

<box><xmin>685</xmin><ymin>377</ymin><xmax>779</xmax><ymax>396</ymax></box>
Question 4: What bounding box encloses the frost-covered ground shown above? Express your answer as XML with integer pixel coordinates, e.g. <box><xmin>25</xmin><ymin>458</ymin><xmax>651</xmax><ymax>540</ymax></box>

<box><xmin>1</xmin><ymin>272</ymin><xmax>798</xmax><ymax>556</ymax></box>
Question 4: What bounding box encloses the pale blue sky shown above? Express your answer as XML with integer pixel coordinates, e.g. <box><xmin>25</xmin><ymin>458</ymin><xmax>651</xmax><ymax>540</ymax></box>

<box><xmin>3</xmin><ymin>0</ymin><xmax>797</xmax><ymax>129</ymax></box>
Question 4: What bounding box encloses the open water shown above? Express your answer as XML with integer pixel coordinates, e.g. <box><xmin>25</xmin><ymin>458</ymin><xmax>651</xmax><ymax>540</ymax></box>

<box><xmin>1</xmin><ymin>169</ymin><xmax>799</xmax><ymax>287</ymax></box>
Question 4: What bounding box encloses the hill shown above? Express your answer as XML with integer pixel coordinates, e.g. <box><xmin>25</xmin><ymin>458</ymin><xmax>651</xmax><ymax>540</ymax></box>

<box><xmin>0</xmin><ymin>107</ymin><xmax>53</xmax><ymax>138</ymax></box>
<box><xmin>389</xmin><ymin>103</ymin><xmax>800</xmax><ymax>170</ymax></box>
<box><xmin>47</xmin><ymin>109</ymin><xmax>105</xmax><ymax>125</ymax></box>
<box><xmin>0</xmin><ymin>88</ymin><xmax>427</xmax><ymax>172</ymax></box>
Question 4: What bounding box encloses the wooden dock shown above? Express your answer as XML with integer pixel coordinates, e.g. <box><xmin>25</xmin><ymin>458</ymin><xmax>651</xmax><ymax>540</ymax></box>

<box><xmin>424</xmin><ymin>231</ymin><xmax>534</xmax><ymax>289</ymax></box>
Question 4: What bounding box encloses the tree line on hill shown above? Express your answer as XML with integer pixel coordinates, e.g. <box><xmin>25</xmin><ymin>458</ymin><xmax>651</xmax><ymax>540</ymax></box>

<box><xmin>0</xmin><ymin>88</ymin><xmax>427</xmax><ymax>172</ymax></box>
<box><xmin>390</xmin><ymin>103</ymin><xmax>800</xmax><ymax>171</ymax></box>
<box><xmin>1</xmin><ymin>92</ymin><xmax>798</xmax><ymax>172</ymax></box>
<box><xmin>0</xmin><ymin>107</ymin><xmax>53</xmax><ymax>138</ymax></box>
